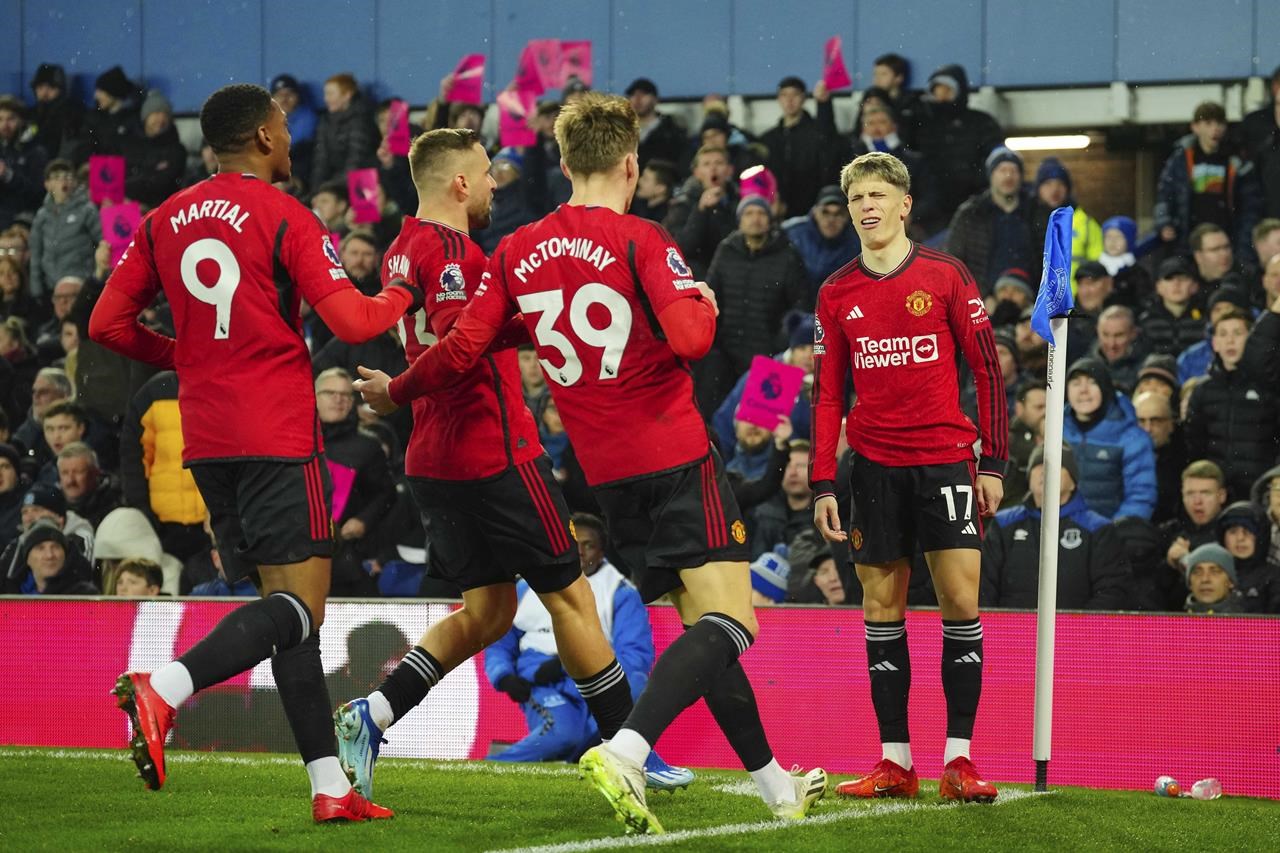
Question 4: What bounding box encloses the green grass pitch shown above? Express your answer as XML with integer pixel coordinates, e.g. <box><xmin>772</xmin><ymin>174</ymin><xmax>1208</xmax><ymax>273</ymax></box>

<box><xmin>1</xmin><ymin>747</ymin><xmax>1276</xmax><ymax>851</ymax></box>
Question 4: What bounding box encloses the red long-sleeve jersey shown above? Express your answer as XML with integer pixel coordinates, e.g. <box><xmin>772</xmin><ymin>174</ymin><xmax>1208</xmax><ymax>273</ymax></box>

<box><xmin>810</xmin><ymin>243</ymin><xmax>1007</xmax><ymax>496</ymax></box>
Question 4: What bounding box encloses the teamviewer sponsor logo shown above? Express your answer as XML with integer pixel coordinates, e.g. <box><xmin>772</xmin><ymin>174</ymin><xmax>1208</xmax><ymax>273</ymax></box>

<box><xmin>852</xmin><ymin>333</ymin><xmax>939</xmax><ymax>368</ymax></box>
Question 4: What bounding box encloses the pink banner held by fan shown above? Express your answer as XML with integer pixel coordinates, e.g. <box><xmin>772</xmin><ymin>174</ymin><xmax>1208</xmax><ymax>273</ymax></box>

<box><xmin>514</xmin><ymin>43</ymin><xmax>546</xmax><ymax>98</ymax></box>
<box><xmin>100</xmin><ymin>202</ymin><xmax>141</xmax><ymax>266</ymax></box>
<box><xmin>347</xmin><ymin>168</ymin><xmax>380</xmax><ymax>224</ymax></box>
<box><xmin>736</xmin><ymin>356</ymin><xmax>806</xmax><ymax>431</ymax></box>
<box><xmin>327</xmin><ymin>460</ymin><xmax>357</xmax><ymax>521</ymax></box>
<box><xmin>823</xmin><ymin>35</ymin><xmax>852</xmax><ymax>91</ymax></box>
<box><xmin>386</xmin><ymin>99</ymin><xmax>411</xmax><ymax>156</ymax></box>
<box><xmin>526</xmin><ymin>39</ymin><xmax>562</xmax><ymax>91</ymax></box>
<box><xmin>496</xmin><ymin>88</ymin><xmax>537</xmax><ymax>147</ymax></box>
<box><xmin>738</xmin><ymin>165</ymin><xmax>778</xmax><ymax>207</ymax></box>
<box><xmin>559</xmin><ymin>40</ymin><xmax>593</xmax><ymax>87</ymax></box>
<box><xmin>88</xmin><ymin>155</ymin><xmax>126</xmax><ymax>205</ymax></box>
<box><xmin>446</xmin><ymin>53</ymin><xmax>486</xmax><ymax>105</ymax></box>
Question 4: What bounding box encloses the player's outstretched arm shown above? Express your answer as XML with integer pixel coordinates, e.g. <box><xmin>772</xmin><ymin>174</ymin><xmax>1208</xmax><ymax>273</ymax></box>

<box><xmin>311</xmin><ymin>280</ymin><xmax>423</xmax><ymax>344</ymax></box>
<box><xmin>386</xmin><ymin>298</ymin><xmax>509</xmax><ymax>406</ymax></box>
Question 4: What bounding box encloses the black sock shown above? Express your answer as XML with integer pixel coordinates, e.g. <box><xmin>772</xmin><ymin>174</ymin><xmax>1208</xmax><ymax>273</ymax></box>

<box><xmin>627</xmin><ymin>612</ymin><xmax>751</xmax><ymax>747</ymax></box>
<box><xmin>178</xmin><ymin>592</ymin><xmax>310</xmax><ymax>692</ymax></box>
<box><xmin>684</xmin><ymin>624</ymin><xmax>774</xmax><ymax>772</ymax></box>
<box><xmin>378</xmin><ymin>646</ymin><xmax>445</xmax><ymax>724</ymax></box>
<box><xmin>575</xmin><ymin>659</ymin><xmax>633</xmax><ymax>741</ymax></box>
<box><xmin>941</xmin><ymin>618</ymin><xmax>983</xmax><ymax>739</ymax></box>
<box><xmin>866</xmin><ymin>619</ymin><xmax>911</xmax><ymax>744</ymax></box>
<box><xmin>271</xmin><ymin>634</ymin><xmax>336</xmax><ymax>764</ymax></box>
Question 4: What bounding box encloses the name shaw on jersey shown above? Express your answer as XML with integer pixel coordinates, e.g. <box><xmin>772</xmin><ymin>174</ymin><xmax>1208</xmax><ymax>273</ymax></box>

<box><xmin>513</xmin><ymin>237</ymin><xmax>617</xmax><ymax>282</ymax></box>
<box><xmin>852</xmin><ymin>333</ymin><xmax>939</xmax><ymax>369</ymax></box>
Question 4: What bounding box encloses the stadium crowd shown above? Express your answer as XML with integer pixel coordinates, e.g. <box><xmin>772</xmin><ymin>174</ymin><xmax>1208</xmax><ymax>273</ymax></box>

<box><xmin>1</xmin><ymin>54</ymin><xmax>1278</xmax><ymax>616</ymax></box>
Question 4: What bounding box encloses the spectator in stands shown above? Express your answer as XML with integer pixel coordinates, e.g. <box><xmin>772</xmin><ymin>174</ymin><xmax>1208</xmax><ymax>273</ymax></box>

<box><xmin>1</xmin><ymin>519</ymin><xmax>95</xmax><ymax>595</ymax></box>
<box><xmin>517</xmin><ymin>345</ymin><xmax>549</xmax><ymax>427</ymax></box>
<box><xmin>748</xmin><ymin>547</ymin><xmax>790</xmax><ymax>606</ymax></box>
<box><xmin>311</xmin><ymin>72</ymin><xmax>378</xmax><ymax>189</ymax></box>
<box><xmin>982</xmin><ymin>444</ymin><xmax>1132</xmax><ymax>610</ymax></box>
<box><xmin>787</xmin><ymin>527</ymin><xmax>851</xmax><ymax>605</ymax></box>
<box><xmin>316</xmin><ymin>367</ymin><xmax>394</xmax><ymax>597</ymax></box>
<box><xmin>28</xmin><ymin>63</ymin><xmax>84</xmax><ymax>162</ymax></box>
<box><xmin>371</xmin><ymin>99</ymin><xmax>417</xmax><ymax>217</ymax></box>
<box><xmin>1013</xmin><ymin>305</ymin><xmax>1048</xmax><ymax>377</ymax></box>
<box><xmin>1181</xmin><ymin>542</ymin><xmax>1245</xmax><ymax>614</ymax></box>
<box><xmin>1189</xmin><ymin>222</ymin><xmax>1242</xmax><ymax>290</ymax></box>
<box><xmin>269</xmin><ymin>74</ymin><xmax>317</xmax><ymax>184</ymax></box>
<box><xmin>521</xmin><ymin>101</ymin><xmax>571</xmax><ymax>215</ymax></box>
<box><xmin>2</xmin><ymin>325</ymin><xmax>44</xmax><ymax>454</ymax></box>
<box><xmin>35</xmin><ymin>400</ymin><xmax>88</xmax><ymax>485</ymax></box>
<box><xmin>663</xmin><ymin>145</ymin><xmax>738</xmax><ymax>279</ymax></box>
<box><xmin>869</xmin><ymin>53</ymin><xmax>922</xmax><ymax>144</ymax></box>
<box><xmin>946</xmin><ymin>146</ymin><xmax>1051</xmax><ymax>295</ymax></box>
<box><xmin>1259</xmin><ymin>469</ymin><xmax>1280</xmax><ymax>567</ymax></box>
<box><xmin>113</xmin><ymin>557</ymin><xmax>163</xmax><ymax>597</ymax></box>
<box><xmin>1065</xmin><ymin>262</ymin><xmax>1113</xmax><ymax>361</ymax></box>
<box><xmin>914</xmin><ymin>63</ymin><xmax>1002</xmax><ymax>236</ymax></box>
<box><xmin>692</xmin><ymin>111</ymin><xmax>761</xmax><ymax>178</ymax></box>
<box><xmin>963</xmin><ymin>326</ymin><xmax>1022</xmax><ymax>423</ymax></box>
<box><xmin>1155</xmin><ymin>101</ymin><xmax>1262</xmax><ymax>258</ymax></box>
<box><xmin>0</xmin><ymin>254</ymin><xmax>43</xmax><ymax>328</ymax></box>
<box><xmin>475</xmin><ymin>148</ymin><xmax>538</xmax><ymax>255</ymax></box>
<box><xmin>847</xmin><ymin>102</ymin><xmax>934</xmax><ymax>240</ymax></box>
<box><xmin>782</xmin><ymin>184</ymin><xmax>857</xmax><ymax>293</ymax></box>
<box><xmin>35</xmin><ymin>275</ymin><xmax>83</xmax><ymax>364</ymax></box>
<box><xmin>1177</xmin><ymin>285</ymin><xmax>1252</xmax><ymax>383</ymax></box>
<box><xmin>57</xmin><ymin>441</ymin><xmax>119</xmax><ymax>529</ymax></box>
<box><xmin>630</xmin><ymin>158</ymin><xmax>676</xmax><ymax>223</ymax></box>
<box><xmin>0</xmin><ymin>443</ymin><xmax>23</xmax><ymax>553</ymax></box>
<box><xmin>1002</xmin><ymin>379</ymin><xmax>1047</xmax><ymax>510</ymax></box>
<box><xmin>625</xmin><ymin>78</ymin><xmax>686</xmax><ymax>173</ymax></box>
<box><xmin>93</xmin><ymin>505</ymin><xmax>182</xmax><ymax>595</ymax></box>
<box><xmin>1183</xmin><ymin>309</ymin><xmax>1280</xmax><ymax>501</ymax></box>
<box><xmin>65</xmin><ymin>241</ymin><xmax>135</xmax><ymax>429</ymax></box>
<box><xmin>1062</xmin><ymin>357</ymin><xmax>1156</xmax><ymax>520</ymax></box>
<box><xmin>1133</xmin><ymin>353</ymin><xmax>1180</xmax><ymax>399</ymax></box>
<box><xmin>1238</xmin><ymin>65</ymin><xmax>1280</xmax><ymax>219</ymax></box>
<box><xmin>988</xmin><ymin>268</ymin><xmax>1034</xmax><ymax>327</ymax></box>
<box><xmin>337</xmin><ymin>230</ymin><xmax>380</xmax><ymax>295</ymax></box>
<box><xmin>1159</xmin><ymin>460</ymin><xmax>1229</xmax><ymax>609</ymax></box>
<box><xmin>121</xmin><ymin>90</ymin><xmax>188</xmax><ymax>208</ymax></box>
<box><xmin>29</xmin><ymin>160</ymin><xmax>99</xmax><ymax>302</ymax></box>
<box><xmin>1250</xmin><ymin>218</ymin><xmax>1280</xmax><ymax>296</ymax></box>
<box><xmin>1216</xmin><ymin>500</ymin><xmax>1277</xmax><ymax>613</ymax></box>
<box><xmin>11</xmin><ymin>366</ymin><xmax>68</xmax><ymax>467</ymax></box>
<box><xmin>183</xmin><ymin>139</ymin><xmax>218</xmax><ymax>188</ymax></box>
<box><xmin>749</xmin><ymin>441</ymin><xmax>813</xmax><ymax>559</ymax></box>
<box><xmin>1132</xmin><ymin>390</ymin><xmax>1185</xmax><ymax>525</ymax></box>
<box><xmin>10</xmin><ymin>482</ymin><xmax>93</xmax><ymax>560</ymax></box>
<box><xmin>712</xmin><ymin>313</ymin><xmax>813</xmax><ymax>462</ymax></box>
<box><xmin>1034</xmin><ymin>158</ymin><xmax>1102</xmax><ymax>282</ymax></box>
<box><xmin>84</xmin><ymin>65</ymin><xmax>141</xmax><ymax>157</ymax></box>
<box><xmin>1087</xmin><ymin>305</ymin><xmax>1145</xmax><ymax>394</ymax></box>
<box><xmin>310</xmin><ymin>180</ymin><xmax>350</xmax><ymax>236</ymax></box>
<box><xmin>760</xmin><ymin>76</ymin><xmax>842</xmax><ymax>217</ymax></box>
<box><xmin>1140</xmin><ymin>257</ymin><xmax>1206</xmax><ymax>356</ymax></box>
<box><xmin>1099</xmin><ymin>216</ymin><xmax>1137</xmax><ymax>276</ymax></box>
<box><xmin>0</xmin><ymin>96</ymin><xmax>49</xmax><ymax>232</ymax></box>
<box><xmin>702</xmin><ymin>195</ymin><xmax>809</xmax><ymax>412</ymax></box>
<box><xmin>725</xmin><ymin>419</ymin><xmax>775</xmax><ymax>481</ymax></box>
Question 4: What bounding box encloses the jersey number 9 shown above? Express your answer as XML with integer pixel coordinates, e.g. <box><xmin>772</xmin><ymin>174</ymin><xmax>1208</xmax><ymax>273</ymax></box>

<box><xmin>180</xmin><ymin>238</ymin><xmax>241</xmax><ymax>339</ymax></box>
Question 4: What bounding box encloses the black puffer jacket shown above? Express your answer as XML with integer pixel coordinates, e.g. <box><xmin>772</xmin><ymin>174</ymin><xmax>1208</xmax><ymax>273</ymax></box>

<box><xmin>706</xmin><ymin>230</ymin><xmax>809</xmax><ymax>368</ymax></box>
<box><xmin>122</xmin><ymin>123</ymin><xmax>188</xmax><ymax>207</ymax></box>
<box><xmin>28</xmin><ymin>64</ymin><xmax>85</xmax><ymax>161</ymax></box>
<box><xmin>913</xmin><ymin>64</ymin><xmax>1004</xmax><ymax>233</ymax></box>
<box><xmin>1137</xmin><ymin>300</ymin><xmax>1206</xmax><ymax>357</ymax></box>
<box><xmin>1215</xmin><ymin>501</ymin><xmax>1278</xmax><ymax>613</ymax></box>
<box><xmin>663</xmin><ymin>177</ymin><xmax>740</xmax><ymax>280</ymax></box>
<box><xmin>321</xmin><ymin>414</ymin><xmax>396</xmax><ymax>596</ymax></box>
<box><xmin>1183</xmin><ymin>358</ymin><xmax>1280</xmax><ymax>502</ymax></box>
<box><xmin>310</xmin><ymin>96</ymin><xmax>378</xmax><ymax>189</ymax></box>
<box><xmin>945</xmin><ymin>188</ymin><xmax>1051</xmax><ymax>296</ymax></box>
<box><xmin>759</xmin><ymin>102</ymin><xmax>844</xmax><ymax>218</ymax></box>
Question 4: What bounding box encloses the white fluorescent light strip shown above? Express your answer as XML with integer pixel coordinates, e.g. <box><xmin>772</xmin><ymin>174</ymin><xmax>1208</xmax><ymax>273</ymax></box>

<box><xmin>1004</xmin><ymin>135</ymin><xmax>1091</xmax><ymax>151</ymax></box>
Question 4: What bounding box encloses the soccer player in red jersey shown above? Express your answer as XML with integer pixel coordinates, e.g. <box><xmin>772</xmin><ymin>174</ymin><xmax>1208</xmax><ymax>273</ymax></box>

<box><xmin>89</xmin><ymin>84</ymin><xmax>421</xmax><ymax>822</ymax></box>
<box><xmin>355</xmin><ymin>93</ymin><xmax>824</xmax><ymax>835</ymax></box>
<box><xmin>810</xmin><ymin>152</ymin><xmax>1007</xmax><ymax>802</ymax></box>
<box><xmin>330</xmin><ymin>129</ymin><xmax>644</xmax><ymax>802</ymax></box>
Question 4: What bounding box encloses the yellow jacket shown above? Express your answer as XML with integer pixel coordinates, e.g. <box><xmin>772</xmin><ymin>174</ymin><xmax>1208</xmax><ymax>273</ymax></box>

<box><xmin>122</xmin><ymin>372</ymin><xmax>206</xmax><ymax>525</ymax></box>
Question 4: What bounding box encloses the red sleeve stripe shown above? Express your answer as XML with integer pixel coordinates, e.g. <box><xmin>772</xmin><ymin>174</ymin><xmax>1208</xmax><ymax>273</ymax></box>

<box><xmin>973</xmin><ymin>325</ymin><xmax>1009</xmax><ymax>460</ymax></box>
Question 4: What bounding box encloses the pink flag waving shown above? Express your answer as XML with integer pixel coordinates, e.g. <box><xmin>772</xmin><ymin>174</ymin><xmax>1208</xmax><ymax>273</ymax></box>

<box><xmin>347</xmin><ymin>168</ymin><xmax>380</xmax><ymax>224</ymax></box>
<box><xmin>101</xmin><ymin>202</ymin><xmax>141</xmax><ymax>266</ymax></box>
<box><xmin>327</xmin><ymin>460</ymin><xmax>357</xmax><ymax>521</ymax></box>
<box><xmin>736</xmin><ymin>356</ymin><xmax>806</xmax><ymax>431</ymax></box>
<box><xmin>822</xmin><ymin>35</ymin><xmax>853</xmax><ymax>91</ymax></box>
<box><xmin>88</xmin><ymin>155</ymin><xmax>125</xmax><ymax>205</ymax></box>
<box><xmin>559</xmin><ymin>40</ymin><xmax>593</xmax><ymax>87</ymax></box>
<box><xmin>514</xmin><ymin>43</ymin><xmax>546</xmax><ymax>98</ymax></box>
<box><xmin>446</xmin><ymin>53</ymin><xmax>486</xmax><ymax>105</ymax></box>
<box><xmin>738</xmin><ymin>165</ymin><xmax>778</xmax><ymax>207</ymax></box>
<box><xmin>386</xmin><ymin>99</ymin><xmax>411</xmax><ymax>156</ymax></box>
<box><xmin>497</xmin><ymin>88</ymin><xmax>537</xmax><ymax>147</ymax></box>
<box><xmin>527</xmin><ymin>39</ymin><xmax>562</xmax><ymax>91</ymax></box>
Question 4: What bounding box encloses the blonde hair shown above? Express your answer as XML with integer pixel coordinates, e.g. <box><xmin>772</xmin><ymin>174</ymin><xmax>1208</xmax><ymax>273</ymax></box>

<box><xmin>408</xmin><ymin>127</ymin><xmax>482</xmax><ymax>190</ymax></box>
<box><xmin>554</xmin><ymin>92</ymin><xmax>639</xmax><ymax>177</ymax></box>
<box><xmin>840</xmin><ymin>151</ymin><xmax>910</xmax><ymax>196</ymax></box>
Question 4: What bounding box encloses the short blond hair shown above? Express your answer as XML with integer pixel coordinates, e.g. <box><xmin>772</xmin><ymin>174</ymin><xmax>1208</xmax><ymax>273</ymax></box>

<box><xmin>554</xmin><ymin>92</ymin><xmax>639</xmax><ymax>177</ymax></box>
<box><xmin>840</xmin><ymin>151</ymin><xmax>910</xmax><ymax>196</ymax></box>
<box><xmin>408</xmin><ymin>128</ymin><xmax>482</xmax><ymax>190</ymax></box>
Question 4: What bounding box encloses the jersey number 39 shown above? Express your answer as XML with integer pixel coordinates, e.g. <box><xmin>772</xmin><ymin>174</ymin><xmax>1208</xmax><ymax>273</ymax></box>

<box><xmin>517</xmin><ymin>284</ymin><xmax>633</xmax><ymax>387</ymax></box>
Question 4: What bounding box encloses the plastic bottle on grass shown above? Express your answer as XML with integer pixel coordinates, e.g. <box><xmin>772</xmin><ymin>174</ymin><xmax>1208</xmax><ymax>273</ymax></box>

<box><xmin>1154</xmin><ymin>776</ymin><xmax>1181</xmax><ymax>797</ymax></box>
<box><xmin>1190</xmin><ymin>778</ymin><xmax>1222</xmax><ymax>800</ymax></box>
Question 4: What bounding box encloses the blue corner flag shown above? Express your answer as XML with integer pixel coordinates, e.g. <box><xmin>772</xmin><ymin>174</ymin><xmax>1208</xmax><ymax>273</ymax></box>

<box><xmin>1030</xmin><ymin>206</ymin><xmax>1075</xmax><ymax>347</ymax></box>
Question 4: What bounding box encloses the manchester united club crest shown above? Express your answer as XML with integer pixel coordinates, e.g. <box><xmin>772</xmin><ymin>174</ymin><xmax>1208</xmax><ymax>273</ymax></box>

<box><xmin>731</xmin><ymin>520</ymin><xmax>747</xmax><ymax>544</ymax></box>
<box><xmin>905</xmin><ymin>290</ymin><xmax>933</xmax><ymax>317</ymax></box>
<box><xmin>850</xmin><ymin>527</ymin><xmax>864</xmax><ymax>550</ymax></box>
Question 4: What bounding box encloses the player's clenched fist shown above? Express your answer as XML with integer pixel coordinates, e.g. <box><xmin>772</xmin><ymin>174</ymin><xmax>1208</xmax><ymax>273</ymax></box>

<box><xmin>975</xmin><ymin>474</ymin><xmax>1003</xmax><ymax>518</ymax></box>
<box><xmin>353</xmin><ymin>365</ymin><xmax>398</xmax><ymax>415</ymax></box>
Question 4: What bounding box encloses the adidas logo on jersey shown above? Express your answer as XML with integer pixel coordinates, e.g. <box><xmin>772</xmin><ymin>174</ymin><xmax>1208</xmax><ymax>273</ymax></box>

<box><xmin>954</xmin><ymin>651</ymin><xmax>982</xmax><ymax>664</ymax></box>
<box><xmin>961</xmin><ymin>522</ymin><xmax>977</xmax><ymax>535</ymax></box>
<box><xmin>869</xmin><ymin>661</ymin><xmax>900</xmax><ymax>672</ymax></box>
<box><xmin>846</xmin><ymin>305</ymin><xmax>865</xmax><ymax>320</ymax></box>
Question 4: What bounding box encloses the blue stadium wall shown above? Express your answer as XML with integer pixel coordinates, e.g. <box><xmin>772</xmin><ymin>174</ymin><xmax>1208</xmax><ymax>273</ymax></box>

<box><xmin>4</xmin><ymin>0</ymin><xmax>1279</xmax><ymax>112</ymax></box>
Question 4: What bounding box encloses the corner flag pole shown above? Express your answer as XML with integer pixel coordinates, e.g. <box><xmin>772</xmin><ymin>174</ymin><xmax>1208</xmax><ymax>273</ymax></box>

<box><xmin>1029</xmin><ymin>206</ymin><xmax>1074</xmax><ymax>793</ymax></box>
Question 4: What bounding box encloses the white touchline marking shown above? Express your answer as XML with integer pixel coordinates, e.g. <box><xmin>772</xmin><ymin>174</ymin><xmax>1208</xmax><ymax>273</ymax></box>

<box><xmin>489</xmin><ymin>789</ymin><xmax>1050</xmax><ymax>853</ymax></box>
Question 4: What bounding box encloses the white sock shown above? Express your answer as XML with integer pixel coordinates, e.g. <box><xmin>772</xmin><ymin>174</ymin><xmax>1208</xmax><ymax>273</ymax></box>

<box><xmin>306</xmin><ymin>756</ymin><xmax>352</xmax><ymax>798</ymax></box>
<box><xmin>606</xmin><ymin>728</ymin><xmax>650</xmax><ymax>767</ymax></box>
<box><xmin>750</xmin><ymin>758</ymin><xmax>795</xmax><ymax>804</ymax></box>
<box><xmin>367</xmin><ymin>690</ymin><xmax>394</xmax><ymax>730</ymax></box>
<box><xmin>148</xmin><ymin>662</ymin><xmax>194</xmax><ymax>709</ymax></box>
<box><xmin>944</xmin><ymin>737</ymin><xmax>971</xmax><ymax>765</ymax></box>
<box><xmin>882</xmin><ymin>742</ymin><xmax>912</xmax><ymax>770</ymax></box>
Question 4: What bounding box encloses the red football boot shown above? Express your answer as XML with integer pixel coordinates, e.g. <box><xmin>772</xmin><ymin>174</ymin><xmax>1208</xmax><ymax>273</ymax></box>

<box><xmin>313</xmin><ymin>788</ymin><xmax>395</xmax><ymax>822</ymax></box>
<box><xmin>834</xmin><ymin>759</ymin><xmax>919</xmax><ymax>798</ymax></box>
<box><xmin>112</xmin><ymin>672</ymin><xmax>176</xmax><ymax>791</ymax></box>
<box><xmin>939</xmin><ymin>756</ymin><xmax>998</xmax><ymax>803</ymax></box>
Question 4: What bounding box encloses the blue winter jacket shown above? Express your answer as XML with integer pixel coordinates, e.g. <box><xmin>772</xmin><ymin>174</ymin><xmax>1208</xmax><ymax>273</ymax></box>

<box><xmin>1062</xmin><ymin>393</ymin><xmax>1157</xmax><ymax>520</ymax></box>
<box><xmin>1176</xmin><ymin>340</ymin><xmax>1213</xmax><ymax>384</ymax></box>
<box><xmin>782</xmin><ymin>214</ymin><xmax>859</xmax><ymax>294</ymax></box>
